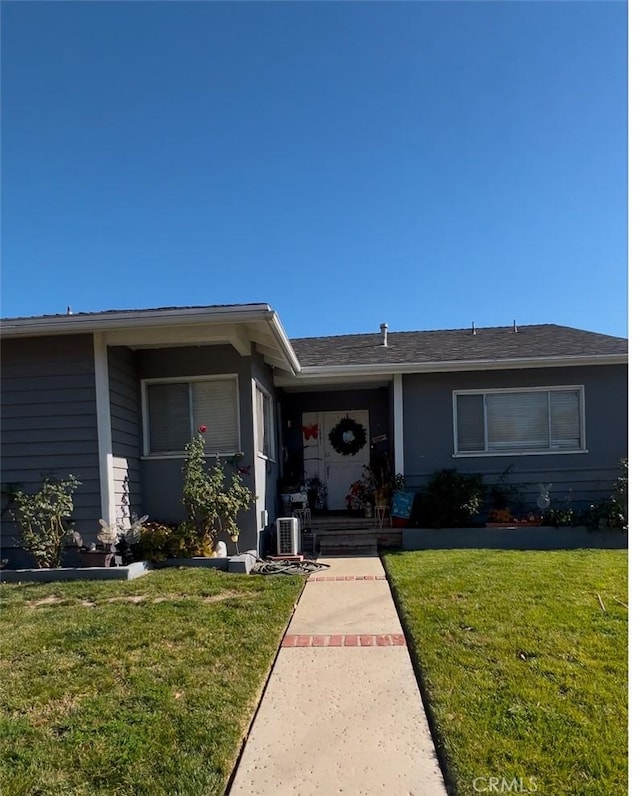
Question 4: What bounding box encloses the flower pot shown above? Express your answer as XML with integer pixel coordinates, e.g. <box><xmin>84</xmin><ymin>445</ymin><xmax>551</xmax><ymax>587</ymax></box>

<box><xmin>79</xmin><ymin>550</ymin><xmax>113</xmax><ymax>568</ymax></box>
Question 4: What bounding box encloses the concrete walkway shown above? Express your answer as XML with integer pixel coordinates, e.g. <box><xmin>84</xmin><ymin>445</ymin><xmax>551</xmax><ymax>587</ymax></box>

<box><xmin>229</xmin><ymin>555</ymin><xmax>448</xmax><ymax>795</ymax></box>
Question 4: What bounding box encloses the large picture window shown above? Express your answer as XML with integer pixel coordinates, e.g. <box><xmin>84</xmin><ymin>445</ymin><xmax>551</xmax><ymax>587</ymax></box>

<box><xmin>453</xmin><ymin>387</ymin><xmax>585</xmax><ymax>455</ymax></box>
<box><xmin>144</xmin><ymin>376</ymin><xmax>240</xmax><ymax>455</ymax></box>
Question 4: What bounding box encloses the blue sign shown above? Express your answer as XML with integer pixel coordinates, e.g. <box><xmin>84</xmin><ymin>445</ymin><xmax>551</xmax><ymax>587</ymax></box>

<box><xmin>391</xmin><ymin>491</ymin><xmax>414</xmax><ymax>519</ymax></box>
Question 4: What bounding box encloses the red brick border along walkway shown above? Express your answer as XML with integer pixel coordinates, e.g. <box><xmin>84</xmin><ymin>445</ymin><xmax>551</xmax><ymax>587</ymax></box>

<box><xmin>307</xmin><ymin>574</ymin><xmax>387</xmax><ymax>581</ymax></box>
<box><xmin>282</xmin><ymin>633</ymin><xmax>406</xmax><ymax>647</ymax></box>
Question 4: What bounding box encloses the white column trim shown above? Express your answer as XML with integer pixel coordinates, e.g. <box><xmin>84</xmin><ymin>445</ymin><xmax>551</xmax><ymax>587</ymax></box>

<box><xmin>94</xmin><ymin>332</ymin><xmax>115</xmax><ymax>525</ymax></box>
<box><xmin>250</xmin><ymin>378</ymin><xmax>264</xmax><ymax>548</ymax></box>
<box><xmin>393</xmin><ymin>374</ymin><xmax>404</xmax><ymax>475</ymax></box>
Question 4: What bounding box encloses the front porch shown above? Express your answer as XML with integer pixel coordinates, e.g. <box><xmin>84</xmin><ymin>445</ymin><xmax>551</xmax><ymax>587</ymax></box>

<box><xmin>278</xmin><ymin>380</ymin><xmax>402</xmax><ymax>514</ymax></box>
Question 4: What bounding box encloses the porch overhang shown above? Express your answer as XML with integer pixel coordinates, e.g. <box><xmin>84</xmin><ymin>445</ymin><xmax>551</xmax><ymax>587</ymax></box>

<box><xmin>1</xmin><ymin>304</ymin><xmax>301</xmax><ymax>375</ymax></box>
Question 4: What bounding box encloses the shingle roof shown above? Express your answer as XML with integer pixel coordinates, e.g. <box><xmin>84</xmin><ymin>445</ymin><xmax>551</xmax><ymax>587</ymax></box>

<box><xmin>290</xmin><ymin>324</ymin><xmax>628</xmax><ymax>368</ymax></box>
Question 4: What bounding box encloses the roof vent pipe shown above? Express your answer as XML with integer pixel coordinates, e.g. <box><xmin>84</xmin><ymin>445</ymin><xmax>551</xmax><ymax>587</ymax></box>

<box><xmin>471</xmin><ymin>321</ymin><xmax>476</xmax><ymax>335</ymax></box>
<box><xmin>513</xmin><ymin>320</ymin><xmax>518</xmax><ymax>333</ymax></box>
<box><xmin>380</xmin><ymin>323</ymin><xmax>388</xmax><ymax>347</ymax></box>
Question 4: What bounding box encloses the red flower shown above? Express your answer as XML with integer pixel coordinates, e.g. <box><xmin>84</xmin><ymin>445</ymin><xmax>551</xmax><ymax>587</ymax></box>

<box><xmin>198</xmin><ymin>425</ymin><xmax>207</xmax><ymax>434</ymax></box>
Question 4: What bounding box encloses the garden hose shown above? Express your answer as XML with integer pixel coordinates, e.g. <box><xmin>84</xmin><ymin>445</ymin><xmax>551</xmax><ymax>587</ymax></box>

<box><xmin>251</xmin><ymin>559</ymin><xmax>331</xmax><ymax>577</ymax></box>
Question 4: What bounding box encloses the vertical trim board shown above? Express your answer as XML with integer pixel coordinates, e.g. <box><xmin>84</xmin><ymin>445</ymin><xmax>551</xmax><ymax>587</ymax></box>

<box><xmin>393</xmin><ymin>374</ymin><xmax>404</xmax><ymax>475</ymax></box>
<box><xmin>94</xmin><ymin>333</ymin><xmax>115</xmax><ymax>525</ymax></box>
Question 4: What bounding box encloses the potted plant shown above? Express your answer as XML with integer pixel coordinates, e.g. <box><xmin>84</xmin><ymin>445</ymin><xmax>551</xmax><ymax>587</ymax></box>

<box><xmin>73</xmin><ymin>513</ymin><xmax>148</xmax><ymax>566</ymax></box>
<box><xmin>304</xmin><ymin>477</ymin><xmax>327</xmax><ymax>512</ymax></box>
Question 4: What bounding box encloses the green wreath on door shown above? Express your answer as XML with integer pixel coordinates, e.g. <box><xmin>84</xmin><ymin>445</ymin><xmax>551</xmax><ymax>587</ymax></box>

<box><xmin>328</xmin><ymin>417</ymin><xmax>367</xmax><ymax>456</ymax></box>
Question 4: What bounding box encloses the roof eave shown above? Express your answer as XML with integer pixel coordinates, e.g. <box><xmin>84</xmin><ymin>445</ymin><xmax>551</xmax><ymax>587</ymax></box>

<box><xmin>274</xmin><ymin>353</ymin><xmax>627</xmax><ymax>386</ymax></box>
<box><xmin>0</xmin><ymin>304</ymin><xmax>275</xmax><ymax>337</ymax></box>
<box><xmin>1</xmin><ymin>304</ymin><xmax>301</xmax><ymax>376</ymax></box>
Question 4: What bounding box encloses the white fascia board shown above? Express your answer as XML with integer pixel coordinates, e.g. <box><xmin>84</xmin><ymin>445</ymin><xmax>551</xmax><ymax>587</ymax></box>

<box><xmin>1</xmin><ymin>304</ymin><xmax>275</xmax><ymax>337</ymax></box>
<box><xmin>265</xmin><ymin>311</ymin><xmax>301</xmax><ymax>373</ymax></box>
<box><xmin>276</xmin><ymin>353</ymin><xmax>628</xmax><ymax>384</ymax></box>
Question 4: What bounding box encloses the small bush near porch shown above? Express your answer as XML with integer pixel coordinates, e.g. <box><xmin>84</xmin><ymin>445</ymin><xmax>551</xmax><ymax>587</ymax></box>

<box><xmin>384</xmin><ymin>549</ymin><xmax>627</xmax><ymax>796</ymax></box>
<box><xmin>0</xmin><ymin>569</ymin><xmax>304</xmax><ymax>795</ymax></box>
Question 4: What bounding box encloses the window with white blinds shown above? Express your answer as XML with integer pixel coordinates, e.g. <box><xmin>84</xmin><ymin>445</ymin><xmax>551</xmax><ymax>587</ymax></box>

<box><xmin>454</xmin><ymin>387</ymin><xmax>584</xmax><ymax>455</ymax></box>
<box><xmin>145</xmin><ymin>377</ymin><xmax>240</xmax><ymax>455</ymax></box>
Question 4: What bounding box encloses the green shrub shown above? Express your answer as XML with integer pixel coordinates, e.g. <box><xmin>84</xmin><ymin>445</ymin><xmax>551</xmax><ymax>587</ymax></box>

<box><xmin>134</xmin><ymin>522</ymin><xmax>175</xmax><ymax>562</ymax></box>
<box><xmin>12</xmin><ymin>475</ymin><xmax>80</xmax><ymax>568</ymax></box>
<box><xmin>543</xmin><ymin>508</ymin><xmax>581</xmax><ymax>527</ymax></box>
<box><xmin>584</xmin><ymin>458</ymin><xmax>628</xmax><ymax>532</ymax></box>
<box><xmin>182</xmin><ymin>430</ymin><xmax>255</xmax><ymax>552</ymax></box>
<box><xmin>415</xmin><ymin>468</ymin><xmax>484</xmax><ymax>528</ymax></box>
<box><xmin>135</xmin><ymin>521</ymin><xmax>219</xmax><ymax>561</ymax></box>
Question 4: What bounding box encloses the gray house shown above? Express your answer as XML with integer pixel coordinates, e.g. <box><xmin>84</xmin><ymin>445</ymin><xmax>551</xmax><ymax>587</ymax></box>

<box><xmin>0</xmin><ymin>304</ymin><xmax>628</xmax><ymax>564</ymax></box>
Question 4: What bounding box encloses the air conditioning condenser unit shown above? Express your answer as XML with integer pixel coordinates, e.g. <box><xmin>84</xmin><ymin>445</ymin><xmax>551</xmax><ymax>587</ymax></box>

<box><xmin>276</xmin><ymin>517</ymin><xmax>301</xmax><ymax>556</ymax></box>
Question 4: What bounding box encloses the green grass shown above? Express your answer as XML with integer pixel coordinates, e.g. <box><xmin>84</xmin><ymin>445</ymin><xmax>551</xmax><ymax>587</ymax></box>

<box><xmin>384</xmin><ymin>549</ymin><xmax>627</xmax><ymax>796</ymax></box>
<box><xmin>0</xmin><ymin>568</ymin><xmax>304</xmax><ymax>795</ymax></box>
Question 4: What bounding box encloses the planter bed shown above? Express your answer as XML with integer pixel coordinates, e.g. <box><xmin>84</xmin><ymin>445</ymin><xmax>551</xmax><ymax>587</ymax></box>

<box><xmin>1</xmin><ymin>550</ymin><xmax>261</xmax><ymax>583</ymax></box>
<box><xmin>0</xmin><ymin>561</ymin><xmax>151</xmax><ymax>583</ymax></box>
<box><xmin>402</xmin><ymin>525</ymin><xmax>628</xmax><ymax>551</ymax></box>
<box><xmin>157</xmin><ymin>550</ymin><xmax>258</xmax><ymax>574</ymax></box>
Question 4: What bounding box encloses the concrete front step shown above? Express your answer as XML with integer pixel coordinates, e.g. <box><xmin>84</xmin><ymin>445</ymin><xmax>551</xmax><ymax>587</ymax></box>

<box><xmin>317</xmin><ymin>533</ymin><xmax>378</xmax><ymax>556</ymax></box>
<box><xmin>303</xmin><ymin>529</ymin><xmax>402</xmax><ymax>555</ymax></box>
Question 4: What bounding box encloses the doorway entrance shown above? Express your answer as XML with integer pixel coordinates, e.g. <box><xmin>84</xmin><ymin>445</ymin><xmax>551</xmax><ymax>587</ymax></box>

<box><xmin>302</xmin><ymin>410</ymin><xmax>370</xmax><ymax>511</ymax></box>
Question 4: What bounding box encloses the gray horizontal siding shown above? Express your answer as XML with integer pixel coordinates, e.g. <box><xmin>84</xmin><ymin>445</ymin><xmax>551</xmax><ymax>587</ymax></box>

<box><xmin>402</xmin><ymin>364</ymin><xmax>628</xmax><ymax>510</ymax></box>
<box><xmin>0</xmin><ymin>335</ymin><xmax>101</xmax><ymax>546</ymax></box>
<box><xmin>136</xmin><ymin>345</ymin><xmax>257</xmax><ymax>538</ymax></box>
<box><xmin>1</xmin><ymin>398</ymin><xmax>97</xmax><ymax>416</ymax></box>
<box><xmin>108</xmin><ymin>347</ymin><xmax>141</xmax><ymax>524</ymax></box>
<box><xmin>1</xmin><ymin>383</ymin><xmax>96</xmax><ymax>406</ymax></box>
<box><xmin>2</xmin><ymin>427</ymin><xmax>99</xmax><ymax>444</ymax></box>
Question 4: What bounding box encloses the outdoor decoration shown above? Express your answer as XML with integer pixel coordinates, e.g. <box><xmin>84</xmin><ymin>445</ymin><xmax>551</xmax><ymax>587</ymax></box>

<box><xmin>302</xmin><ymin>423</ymin><xmax>318</xmax><ymax>440</ymax></box>
<box><xmin>328</xmin><ymin>416</ymin><xmax>367</xmax><ymax>456</ymax></box>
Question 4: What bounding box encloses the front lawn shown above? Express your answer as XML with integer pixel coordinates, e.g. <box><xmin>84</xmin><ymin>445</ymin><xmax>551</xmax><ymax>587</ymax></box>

<box><xmin>0</xmin><ymin>568</ymin><xmax>304</xmax><ymax>795</ymax></box>
<box><xmin>385</xmin><ymin>549</ymin><xmax>627</xmax><ymax>796</ymax></box>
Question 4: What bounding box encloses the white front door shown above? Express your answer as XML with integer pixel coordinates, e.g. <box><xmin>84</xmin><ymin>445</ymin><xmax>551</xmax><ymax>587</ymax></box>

<box><xmin>320</xmin><ymin>410</ymin><xmax>370</xmax><ymax>510</ymax></box>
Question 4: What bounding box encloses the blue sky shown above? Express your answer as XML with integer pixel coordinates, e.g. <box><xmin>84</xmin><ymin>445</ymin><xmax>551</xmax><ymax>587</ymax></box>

<box><xmin>1</xmin><ymin>1</ymin><xmax>627</xmax><ymax>339</ymax></box>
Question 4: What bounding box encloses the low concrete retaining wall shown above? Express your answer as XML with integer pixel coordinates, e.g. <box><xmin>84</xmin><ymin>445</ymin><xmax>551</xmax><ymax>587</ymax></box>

<box><xmin>0</xmin><ymin>561</ymin><xmax>152</xmax><ymax>583</ymax></box>
<box><xmin>154</xmin><ymin>550</ymin><xmax>259</xmax><ymax>574</ymax></box>
<box><xmin>0</xmin><ymin>551</ymin><xmax>261</xmax><ymax>583</ymax></box>
<box><xmin>402</xmin><ymin>526</ymin><xmax>628</xmax><ymax>551</ymax></box>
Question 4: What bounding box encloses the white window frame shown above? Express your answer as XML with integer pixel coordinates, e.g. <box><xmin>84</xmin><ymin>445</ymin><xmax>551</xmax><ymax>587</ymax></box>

<box><xmin>141</xmin><ymin>374</ymin><xmax>241</xmax><ymax>459</ymax></box>
<box><xmin>452</xmin><ymin>385</ymin><xmax>587</xmax><ymax>457</ymax></box>
<box><xmin>254</xmin><ymin>380</ymin><xmax>275</xmax><ymax>462</ymax></box>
